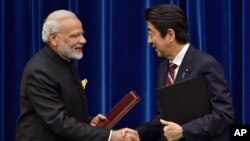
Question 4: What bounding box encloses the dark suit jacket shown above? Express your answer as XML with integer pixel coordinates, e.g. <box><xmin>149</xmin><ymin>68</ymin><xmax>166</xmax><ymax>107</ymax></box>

<box><xmin>16</xmin><ymin>45</ymin><xmax>110</xmax><ymax>141</ymax></box>
<box><xmin>137</xmin><ymin>45</ymin><xmax>234</xmax><ymax>141</ymax></box>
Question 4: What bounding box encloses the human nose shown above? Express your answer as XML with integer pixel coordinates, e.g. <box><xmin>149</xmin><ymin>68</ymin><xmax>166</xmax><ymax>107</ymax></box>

<box><xmin>79</xmin><ymin>35</ymin><xmax>87</xmax><ymax>44</ymax></box>
<box><xmin>148</xmin><ymin>35</ymin><xmax>152</xmax><ymax>44</ymax></box>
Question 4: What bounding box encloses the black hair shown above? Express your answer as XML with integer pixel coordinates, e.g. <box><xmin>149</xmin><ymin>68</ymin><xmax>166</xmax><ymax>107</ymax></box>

<box><xmin>145</xmin><ymin>4</ymin><xmax>189</xmax><ymax>44</ymax></box>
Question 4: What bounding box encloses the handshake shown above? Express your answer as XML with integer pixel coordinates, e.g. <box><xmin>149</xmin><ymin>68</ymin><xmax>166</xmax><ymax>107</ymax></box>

<box><xmin>111</xmin><ymin>128</ymin><xmax>140</xmax><ymax>141</ymax></box>
<box><xmin>91</xmin><ymin>114</ymin><xmax>140</xmax><ymax>141</ymax></box>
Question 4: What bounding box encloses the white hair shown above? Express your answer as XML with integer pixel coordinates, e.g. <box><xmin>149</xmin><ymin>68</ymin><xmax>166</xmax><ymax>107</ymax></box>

<box><xmin>42</xmin><ymin>10</ymin><xmax>76</xmax><ymax>43</ymax></box>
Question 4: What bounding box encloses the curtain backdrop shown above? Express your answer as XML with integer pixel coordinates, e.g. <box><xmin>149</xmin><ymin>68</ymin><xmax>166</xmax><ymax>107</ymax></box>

<box><xmin>1</xmin><ymin>0</ymin><xmax>249</xmax><ymax>141</ymax></box>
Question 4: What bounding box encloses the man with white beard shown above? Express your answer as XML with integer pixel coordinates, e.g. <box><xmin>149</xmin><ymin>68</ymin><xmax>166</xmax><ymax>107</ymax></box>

<box><xmin>16</xmin><ymin>10</ymin><xmax>139</xmax><ymax>141</ymax></box>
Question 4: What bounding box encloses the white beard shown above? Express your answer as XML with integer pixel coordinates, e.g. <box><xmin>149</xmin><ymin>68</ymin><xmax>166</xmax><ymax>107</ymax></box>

<box><xmin>57</xmin><ymin>40</ymin><xmax>83</xmax><ymax>60</ymax></box>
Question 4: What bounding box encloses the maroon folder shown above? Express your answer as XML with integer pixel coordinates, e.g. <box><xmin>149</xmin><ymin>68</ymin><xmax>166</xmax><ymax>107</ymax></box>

<box><xmin>98</xmin><ymin>90</ymin><xmax>140</xmax><ymax>129</ymax></box>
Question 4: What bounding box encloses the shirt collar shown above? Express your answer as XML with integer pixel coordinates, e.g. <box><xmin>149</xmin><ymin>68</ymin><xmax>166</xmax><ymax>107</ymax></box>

<box><xmin>44</xmin><ymin>45</ymin><xmax>73</xmax><ymax>66</ymax></box>
<box><xmin>172</xmin><ymin>43</ymin><xmax>190</xmax><ymax>66</ymax></box>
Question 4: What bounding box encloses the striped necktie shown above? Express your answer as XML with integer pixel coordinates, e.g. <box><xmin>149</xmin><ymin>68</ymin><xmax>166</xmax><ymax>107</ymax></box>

<box><xmin>166</xmin><ymin>63</ymin><xmax>177</xmax><ymax>86</ymax></box>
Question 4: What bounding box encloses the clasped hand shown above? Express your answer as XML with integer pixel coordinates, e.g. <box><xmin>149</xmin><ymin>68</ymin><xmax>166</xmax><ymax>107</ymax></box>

<box><xmin>90</xmin><ymin>114</ymin><xmax>140</xmax><ymax>141</ymax></box>
<box><xmin>111</xmin><ymin>128</ymin><xmax>140</xmax><ymax>141</ymax></box>
<box><xmin>160</xmin><ymin>119</ymin><xmax>183</xmax><ymax>141</ymax></box>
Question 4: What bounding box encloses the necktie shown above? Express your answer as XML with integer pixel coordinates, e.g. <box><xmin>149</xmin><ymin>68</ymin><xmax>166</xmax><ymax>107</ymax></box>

<box><xmin>166</xmin><ymin>63</ymin><xmax>177</xmax><ymax>86</ymax></box>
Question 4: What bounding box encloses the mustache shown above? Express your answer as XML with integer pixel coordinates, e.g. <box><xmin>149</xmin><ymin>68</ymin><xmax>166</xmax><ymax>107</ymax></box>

<box><xmin>73</xmin><ymin>45</ymin><xmax>83</xmax><ymax>48</ymax></box>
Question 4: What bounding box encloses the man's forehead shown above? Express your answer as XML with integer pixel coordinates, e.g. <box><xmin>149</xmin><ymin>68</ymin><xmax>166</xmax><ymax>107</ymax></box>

<box><xmin>59</xmin><ymin>19</ymin><xmax>83</xmax><ymax>34</ymax></box>
<box><xmin>60</xmin><ymin>17</ymin><xmax>80</xmax><ymax>24</ymax></box>
<box><xmin>147</xmin><ymin>21</ymin><xmax>154</xmax><ymax>28</ymax></box>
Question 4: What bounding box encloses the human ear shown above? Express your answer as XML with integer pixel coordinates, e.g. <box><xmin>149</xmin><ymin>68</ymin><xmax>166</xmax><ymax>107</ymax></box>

<box><xmin>166</xmin><ymin>29</ymin><xmax>175</xmax><ymax>42</ymax></box>
<box><xmin>48</xmin><ymin>33</ymin><xmax>58</xmax><ymax>47</ymax></box>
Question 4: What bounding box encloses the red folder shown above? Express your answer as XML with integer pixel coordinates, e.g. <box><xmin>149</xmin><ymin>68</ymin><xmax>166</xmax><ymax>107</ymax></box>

<box><xmin>98</xmin><ymin>90</ymin><xmax>141</xmax><ymax>129</ymax></box>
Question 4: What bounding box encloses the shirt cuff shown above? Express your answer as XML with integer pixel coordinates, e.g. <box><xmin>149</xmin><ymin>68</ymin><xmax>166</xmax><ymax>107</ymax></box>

<box><xmin>108</xmin><ymin>130</ymin><xmax>112</xmax><ymax>141</ymax></box>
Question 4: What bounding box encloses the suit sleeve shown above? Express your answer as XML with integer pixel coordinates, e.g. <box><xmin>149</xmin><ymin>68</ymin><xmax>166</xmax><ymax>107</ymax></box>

<box><xmin>26</xmin><ymin>69</ymin><xmax>110</xmax><ymax>141</ymax></box>
<box><xmin>136</xmin><ymin>61</ymin><xmax>167</xmax><ymax>141</ymax></box>
<box><xmin>182</xmin><ymin>56</ymin><xmax>234</xmax><ymax>140</ymax></box>
<box><xmin>137</xmin><ymin>115</ymin><xmax>162</xmax><ymax>141</ymax></box>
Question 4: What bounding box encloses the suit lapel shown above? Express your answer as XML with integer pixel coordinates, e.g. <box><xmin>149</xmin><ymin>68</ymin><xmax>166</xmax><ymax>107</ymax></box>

<box><xmin>174</xmin><ymin>46</ymin><xmax>197</xmax><ymax>83</ymax></box>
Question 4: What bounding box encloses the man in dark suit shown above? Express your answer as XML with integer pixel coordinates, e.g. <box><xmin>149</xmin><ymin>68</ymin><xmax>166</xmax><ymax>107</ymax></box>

<box><xmin>136</xmin><ymin>4</ymin><xmax>234</xmax><ymax>141</ymax></box>
<box><xmin>16</xmin><ymin>10</ymin><xmax>139</xmax><ymax>141</ymax></box>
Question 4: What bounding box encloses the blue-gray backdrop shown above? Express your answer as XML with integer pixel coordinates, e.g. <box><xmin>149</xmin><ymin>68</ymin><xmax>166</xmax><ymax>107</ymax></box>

<box><xmin>1</xmin><ymin>0</ymin><xmax>249</xmax><ymax>141</ymax></box>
